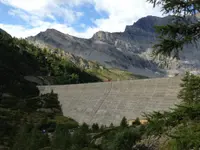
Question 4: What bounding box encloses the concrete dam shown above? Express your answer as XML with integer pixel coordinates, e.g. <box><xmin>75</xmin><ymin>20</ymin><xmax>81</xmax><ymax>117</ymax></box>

<box><xmin>38</xmin><ymin>76</ymin><xmax>182</xmax><ymax>126</ymax></box>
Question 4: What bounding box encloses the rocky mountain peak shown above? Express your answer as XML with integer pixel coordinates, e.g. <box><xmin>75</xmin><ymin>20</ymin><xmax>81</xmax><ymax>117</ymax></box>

<box><xmin>92</xmin><ymin>31</ymin><xmax>112</xmax><ymax>40</ymax></box>
<box><xmin>125</xmin><ymin>15</ymin><xmax>174</xmax><ymax>34</ymax></box>
<box><xmin>132</xmin><ymin>15</ymin><xmax>162</xmax><ymax>33</ymax></box>
<box><xmin>39</xmin><ymin>28</ymin><xmax>66</xmax><ymax>37</ymax></box>
<box><xmin>26</xmin><ymin>15</ymin><xmax>200</xmax><ymax>77</ymax></box>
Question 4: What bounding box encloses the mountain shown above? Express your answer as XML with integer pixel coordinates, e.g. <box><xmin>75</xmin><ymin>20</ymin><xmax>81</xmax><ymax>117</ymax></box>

<box><xmin>51</xmin><ymin>50</ymin><xmax>147</xmax><ymax>81</ymax></box>
<box><xmin>0</xmin><ymin>28</ymin><xmax>144</xmax><ymax>87</ymax></box>
<box><xmin>27</xmin><ymin>15</ymin><xmax>200</xmax><ymax>78</ymax></box>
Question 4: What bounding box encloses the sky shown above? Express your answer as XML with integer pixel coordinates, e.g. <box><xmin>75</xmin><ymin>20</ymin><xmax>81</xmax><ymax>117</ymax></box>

<box><xmin>0</xmin><ymin>0</ymin><xmax>163</xmax><ymax>38</ymax></box>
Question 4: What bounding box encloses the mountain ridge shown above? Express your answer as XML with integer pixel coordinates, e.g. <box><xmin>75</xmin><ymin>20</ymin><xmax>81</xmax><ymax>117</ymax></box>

<box><xmin>27</xmin><ymin>15</ymin><xmax>200</xmax><ymax>77</ymax></box>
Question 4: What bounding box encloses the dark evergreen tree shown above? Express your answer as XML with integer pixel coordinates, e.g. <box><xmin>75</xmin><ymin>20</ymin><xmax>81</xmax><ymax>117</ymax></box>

<box><xmin>109</xmin><ymin>123</ymin><xmax>114</xmax><ymax>128</ymax></box>
<box><xmin>132</xmin><ymin>117</ymin><xmax>141</xmax><ymax>126</ymax></box>
<box><xmin>92</xmin><ymin>123</ymin><xmax>99</xmax><ymax>132</ymax></box>
<box><xmin>120</xmin><ymin>117</ymin><xmax>128</xmax><ymax>128</ymax></box>
<box><xmin>178</xmin><ymin>72</ymin><xmax>200</xmax><ymax>104</ymax></box>
<box><xmin>80</xmin><ymin>122</ymin><xmax>90</xmax><ymax>132</ymax></box>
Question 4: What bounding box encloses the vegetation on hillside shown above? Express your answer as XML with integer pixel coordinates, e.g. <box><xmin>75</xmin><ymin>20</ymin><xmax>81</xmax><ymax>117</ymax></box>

<box><xmin>0</xmin><ymin>28</ymin><xmax>146</xmax><ymax>149</ymax></box>
<box><xmin>87</xmin><ymin>68</ymin><xmax>147</xmax><ymax>81</ymax></box>
<box><xmin>0</xmin><ymin>30</ymin><xmax>104</xmax><ymax>86</ymax></box>
<box><xmin>1</xmin><ymin>0</ymin><xmax>200</xmax><ymax>149</ymax></box>
<box><xmin>28</xmin><ymin>41</ymin><xmax>147</xmax><ymax>82</ymax></box>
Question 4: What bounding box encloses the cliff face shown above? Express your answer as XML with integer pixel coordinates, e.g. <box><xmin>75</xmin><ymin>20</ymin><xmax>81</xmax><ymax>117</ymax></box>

<box><xmin>27</xmin><ymin>15</ymin><xmax>200</xmax><ymax>77</ymax></box>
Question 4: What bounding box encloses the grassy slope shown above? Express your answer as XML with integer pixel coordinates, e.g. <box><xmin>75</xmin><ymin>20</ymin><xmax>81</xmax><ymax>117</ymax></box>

<box><xmin>87</xmin><ymin>68</ymin><xmax>148</xmax><ymax>81</ymax></box>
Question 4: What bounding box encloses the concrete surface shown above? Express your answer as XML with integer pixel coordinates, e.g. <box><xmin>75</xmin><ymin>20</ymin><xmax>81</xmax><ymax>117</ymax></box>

<box><xmin>38</xmin><ymin>76</ymin><xmax>182</xmax><ymax>126</ymax></box>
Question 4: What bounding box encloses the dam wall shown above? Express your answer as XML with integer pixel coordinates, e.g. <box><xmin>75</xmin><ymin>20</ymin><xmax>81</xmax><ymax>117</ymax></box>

<box><xmin>38</xmin><ymin>76</ymin><xmax>182</xmax><ymax>126</ymax></box>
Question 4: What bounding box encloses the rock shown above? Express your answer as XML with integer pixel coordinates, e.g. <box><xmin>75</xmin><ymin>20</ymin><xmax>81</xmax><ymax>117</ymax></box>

<box><xmin>27</xmin><ymin>16</ymin><xmax>200</xmax><ymax>77</ymax></box>
<box><xmin>132</xmin><ymin>136</ymin><xmax>160</xmax><ymax>150</ymax></box>
<box><xmin>94</xmin><ymin>137</ymin><xmax>103</xmax><ymax>146</ymax></box>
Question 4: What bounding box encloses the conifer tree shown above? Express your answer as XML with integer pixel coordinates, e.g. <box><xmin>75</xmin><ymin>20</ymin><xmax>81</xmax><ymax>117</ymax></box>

<box><xmin>147</xmin><ymin>0</ymin><xmax>200</xmax><ymax>58</ymax></box>
<box><xmin>120</xmin><ymin>117</ymin><xmax>128</xmax><ymax>128</ymax></box>
<box><xmin>109</xmin><ymin>123</ymin><xmax>114</xmax><ymax>128</ymax></box>
<box><xmin>178</xmin><ymin>72</ymin><xmax>200</xmax><ymax>104</ymax></box>
<box><xmin>80</xmin><ymin>122</ymin><xmax>90</xmax><ymax>132</ymax></box>
<box><xmin>92</xmin><ymin>123</ymin><xmax>99</xmax><ymax>132</ymax></box>
<box><xmin>132</xmin><ymin>117</ymin><xmax>141</xmax><ymax>126</ymax></box>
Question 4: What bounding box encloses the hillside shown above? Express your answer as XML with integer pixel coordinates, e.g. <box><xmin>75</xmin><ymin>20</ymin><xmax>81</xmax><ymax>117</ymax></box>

<box><xmin>26</xmin><ymin>40</ymin><xmax>147</xmax><ymax>82</ymax></box>
<box><xmin>1</xmin><ymin>28</ymin><xmax>145</xmax><ymax>87</ymax></box>
<box><xmin>28</xmin><ymin>15</ymin><xmax>200</xmax><ymax>78</ymax></box>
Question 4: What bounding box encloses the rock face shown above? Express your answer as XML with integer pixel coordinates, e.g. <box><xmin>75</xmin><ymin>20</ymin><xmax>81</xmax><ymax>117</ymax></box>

<box><xmin>27</xmin><ymin>15</ymin><xmax>200</xmax><ymax>77</ymax></box>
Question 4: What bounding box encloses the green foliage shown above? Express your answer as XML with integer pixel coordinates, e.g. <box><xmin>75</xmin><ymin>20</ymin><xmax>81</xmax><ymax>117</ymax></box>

<box><xmin>0</xmin><ymin>29</ymin><xmax>146</xmax><ymax>150</ymax></box>
<box><xmin>132</xmin><ymin>117</ymin><xmax>141</xmax><ymax>126</ymax></box>
<box><xmin>0</xmin><ymin>30</ymin><xmax>101</xmax><ymax>90</ymax></box>
<box><xmin>144</xmin><ymin>1</ymin><xmax>200</xmax><ymax>148</ymax></box>
<box><xmin>101</xmin><ymin>127</ymin><xmax>142</xmax><ymax>150</ymax></box>
<box><xmin>87</xmin><ymin>68</ymin><xmax>148</xmax><ymax>81</ymax></box>
<box><xmin>120</xmin><ymin>116</ymin><xmax>128</xmax><ymax>128</ymax></box>
<box><xmin>12</xmin><ymin>125</ymin><xmax>50</xmax><ymax>150</ymax></box>
<box><xmin>81</xmin><ymin>122</ymin><xmax>90</xmax><ymax>133</ymax></box>
<box><xmin>147</xmin><ymin>0</ymin><xmax>200</xmax><ymax>58</ymax></box>
<box><xmin>169</xmin><ymin>122</ymin><xmax>200</xmax><ymax>150</ymax></box>
<box><xmin>178</xmin><ymin>72</ymin><xmax>200</xmax><ymax>104</ymax></box>
<box><xmin>51</xmin><ymin>116</ymin><xmax>79</xmax><ymax>129</ymax></box>
<box><xmin>112</xmin><ymin>128</ymin><xmax>141</xmax><ymax>150</ymax></box>
<box><xmin>92</xmin><ymin>123</ymin><xmax>99</xmax><ymax>132</ymax></box>
<box><xmin>145</xmin><ymin>73</ymin><xmax>200</xmax><ymax>149</ymax></box>
<box><xmin>51</xmin><ymin>125</ymin><xmax>72</xmax><ymax>150</ymax></box>
<box><xmin>70</xmin><ymin>129</ymin><xmax>91</xmax><ymax>149</ymax></box>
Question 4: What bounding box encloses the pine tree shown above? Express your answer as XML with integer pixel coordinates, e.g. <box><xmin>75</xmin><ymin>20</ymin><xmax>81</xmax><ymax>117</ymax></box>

<box><xmin>92</xmin><ymin>123</ymin><xmax>99</xmax><ymax>132</ymax></box>
<box><xmin>178</xmin><ymin>72</ymin><xmax>200</xmax><ymax>104</ymax></box>
<box><xmin>132</xmin><ymin>117</ymin><xmax>141</xmax><ymax>126</ymax></box>
<box><xmin>80</xmin><ymin>122</ymin><xmax>90</xmax><ymax>132</ymax></box>
<box><xmin>109</xmin><ymin>123</ymin><xmax>114</xmax><ymax>128</ymax></box>
<box><xmin>99</xmin><ymin>125</ymin><xmax>107</xmax><ymax>132</ymax></box>
<box><xmin>147</xmin><ymin>0</ymin><xmax>200</xmax><ymax>58</ymax></box>
<box><xmin>120</xmin><ymin>117</ymin><xmax>128</xmax><ymax>128</ymax></box>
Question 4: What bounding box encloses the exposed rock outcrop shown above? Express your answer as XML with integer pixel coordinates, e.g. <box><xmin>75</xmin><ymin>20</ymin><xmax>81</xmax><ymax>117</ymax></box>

<box><xmin>27</xmin><ymin>15</ymin><xmax>200</xmax><ymax>77</ymax></box>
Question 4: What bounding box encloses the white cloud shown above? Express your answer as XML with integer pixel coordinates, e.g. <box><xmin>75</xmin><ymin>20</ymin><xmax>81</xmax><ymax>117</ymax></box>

<box><xmin>0</xmin><ymin>0</ymin><xmax>47</xmax><ymax>10</ymax></box>
<box><xmin>0</xmin><ymin>0</ymin><xmax>163</xmax><ymax>38</ymax></box>
<box><xmin>0</xmin><ymin>23</ymin><xmax>74</xmax><ymax>38</ymax></box>
<box><xmin>91</xmin><ymin>0</ymin><xmax>163</xmax><ymax>32</ymax></box>
<box><xmin>1</xmin><ymin>0</ymin><xmax>85</xmax><ymax>24</ymax></box>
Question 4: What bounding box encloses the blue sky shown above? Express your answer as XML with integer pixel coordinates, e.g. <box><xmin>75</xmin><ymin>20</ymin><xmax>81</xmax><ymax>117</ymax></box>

<box><xmin>0</xmin><ymin>0</ymin><xmax>162</xmax><ymax>38</ymax></box>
